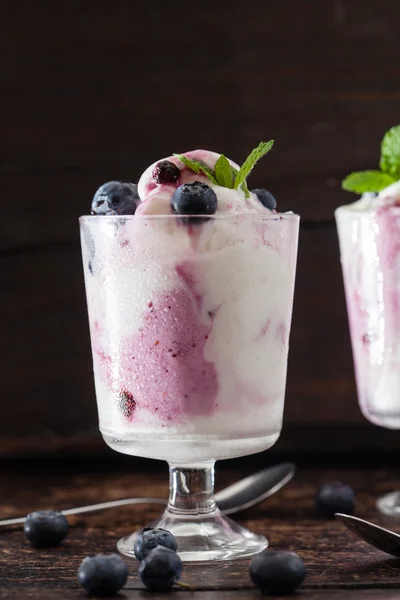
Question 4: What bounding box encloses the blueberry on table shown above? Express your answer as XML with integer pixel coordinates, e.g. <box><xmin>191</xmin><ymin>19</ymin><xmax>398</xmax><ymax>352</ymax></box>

<box><xmin>251</xmin><ymin>188</ymin><xmax>277</xmax><ymax>210</ymax></box>
<box><xmin>152</xmin><ymin>160</ymin><xmax>181</xmax><ymax>184</ymax></box>
<box><xmin>250</xmin><ymin>549</ymin><xmax>306</xmax><ymax>595</ymax></box>
<box><xmin>170</xmin><ymin>181</ymin><xmax>218</xmax><ymax>220</ymax></box>
<box><xmin>134</xmin><ymin>526</ymin><xmax>178</xmax><ymax>561</ymax></box>
<box><xmin>77</xmin><ymin>554</ymin><xmax>128</xmax><ymax>596</ymax></box>
<box><xmin>24</xmin><ymin>510</ymin><xmax>68</xmax><ymax>548</ymax></box>
<box><xmin>91</xmin><ymin>181</ymin><xmax>140</xmax><ymax>215</ymax></box>
<box><xmin>316</xmin><ymin>482</ymin><xmax>356</xmax><ymax>518</ymax></box>
<box><xmin>139</xmin><ymin>546</ymin><xmax>182</xmax><ymax>592</ymax></box>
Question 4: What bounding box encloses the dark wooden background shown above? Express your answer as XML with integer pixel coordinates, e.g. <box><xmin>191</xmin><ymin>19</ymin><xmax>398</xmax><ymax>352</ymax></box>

<box><xmin>2</xmin><ymin>0</ymin><xmax>400</xmax><ymax>458</ymax></box>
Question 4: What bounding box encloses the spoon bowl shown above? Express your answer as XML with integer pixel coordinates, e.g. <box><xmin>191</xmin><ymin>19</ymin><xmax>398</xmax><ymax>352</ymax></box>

<box><xmin>216</xmin><ymin>461</ymin><xmax>296</xmax><ymax>515</ymax></box>
<box><xmin>335</xmin><ymin>513</ymin><xmax>400</xmax><ymax>557</ymax></box>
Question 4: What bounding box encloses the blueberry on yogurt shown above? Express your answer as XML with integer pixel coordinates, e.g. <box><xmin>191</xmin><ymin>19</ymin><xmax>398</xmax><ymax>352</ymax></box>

<box><xmin>152</xmin><ymin>160</ymin><xmax>181</xmax><ymax>184</ymax></box>
<box><xmin>170</xmin><ymin>181</ymin><xmax>217</xmax><ymax>222</ymax></box>
<box><xmin>251</xmin><ymin>188</ymin><xmax>277</xmax><ymax>210</ymax></box>
<box><xmin>91</xmin><ymin>181</ymin><xmax>140</xmax><ymax>215</ymax></box>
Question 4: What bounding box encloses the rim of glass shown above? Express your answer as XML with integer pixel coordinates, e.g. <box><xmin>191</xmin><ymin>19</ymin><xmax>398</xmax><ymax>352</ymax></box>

<box><xmin>336</xmin><ymin>205</ymin><xmax>400</xmax><ymax>216</ymax></box>
<box><xmin>79</xmin><ymin>212</ymin><xmax>299</xmax><ymax>222</ymax></box>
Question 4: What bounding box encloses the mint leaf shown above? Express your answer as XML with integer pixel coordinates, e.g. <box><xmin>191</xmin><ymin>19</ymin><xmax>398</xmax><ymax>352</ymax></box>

<box><xmin>342</xmin><ymin>170</ymin><xmax>395</xmax><ymax>193</ymax></box>
<box><xmin>174</xmin><ymin>143</ymin><xmax>272</xmax><ymax>198</ymax></box>
<box><xmin>230</xmin><ymin>165</ymin><xmax>250</xmax><ymax>197</ymax></box>
<box><xmin>234</xmin><ymin>141</ymin><xmax>274</xmax><ymax>191</ymax></box>
<box><xmin>173</xmin><ymin>154</ymin><xmax>218</xmax><ymax>185</ymax></box>
<box><xmin>173</xmin><ymin>153</ymin><xmax>201</xmax><ymax>174</ymax></box>
<box><xmin>380</xmin><ymin>125</ymin><xmax>400</xmax><ymax>179</ymax></box>
<box><xmin>215</xmin><ymin>154</ymin><xmax>233</xmax><ymax>188</ymax></box>
<box><xmin>241</xmin><ymin>181</ymin><xmax>250</xmax><ymax>197</ymax></box>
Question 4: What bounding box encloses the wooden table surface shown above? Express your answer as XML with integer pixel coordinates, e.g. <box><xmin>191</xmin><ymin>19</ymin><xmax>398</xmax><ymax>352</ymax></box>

<box><xmin>2</xmin><ymin>457</ymin><xmax>400</xmax><ymax>599</ymax></box>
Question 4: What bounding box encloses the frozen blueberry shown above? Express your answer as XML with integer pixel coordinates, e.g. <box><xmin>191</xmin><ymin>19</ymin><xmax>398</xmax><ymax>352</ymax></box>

<box><xmin>316</xmin><ymin>482</ymin><xmax>356</xmax><ymax>518</ymax></box>
<box><xmin>170</xmin><ymin>181</ymin><xmax>217</xmax><ymax>221</ymax></box>
<box><xmin>139</xmin><ymin>546</ymin><xmax>182</xmax><ymax>592</ymax></box>
<box><xmin>134</xmin><ymin>527</ymin><xmax>178</xmax><ymax>561</ymax></box>
<box><xmin>91</xmin><ymin>181</ymin><xmax>140</xmax><ymax>215</ymax></box>
<box><xmin>152</xmin><ymin>160</ymin><xmax>181</xmax><ymax>184</ymax></box>
<box><xmin>250</xmin><ymin>549</ymin><xmax>306</xmax><ymax>595</ymax></box>
<box><xmin>77</xmin><ymin>554</ymin><xmax>128</xmax><ymax>596</ymax></box>
<box><xmin>24</xmin><ymin>510</ymin><xmax>68</xmax><ymax>548</ymax></box>
<box><xmin>118</xmin><ymin>389</ymin><xmax>136</xmax><ymax>419</ymax></box>
<box><xmin>251</xmin><ymin>188</ymin><xmax>277</xmax><ymax>210</ymax></box>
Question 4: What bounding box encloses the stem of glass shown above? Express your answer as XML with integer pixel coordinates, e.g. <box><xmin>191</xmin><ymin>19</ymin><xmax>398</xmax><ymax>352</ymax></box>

<box><xmin>167</xmin><ymin>461</ymin><xmax>217</xmax><ymax>515</ymax></box>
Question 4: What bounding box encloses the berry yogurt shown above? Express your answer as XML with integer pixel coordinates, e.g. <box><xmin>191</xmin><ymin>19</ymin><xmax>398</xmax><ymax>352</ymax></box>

<box><xmin>80</xmin><ymin>148</ymin><xmax>299</xmax><ymax>462</ymax></box>
<box><xmin>336</xmin><ymin>181</ymin><xmax>400</xmax><ymax>428</ymax></box>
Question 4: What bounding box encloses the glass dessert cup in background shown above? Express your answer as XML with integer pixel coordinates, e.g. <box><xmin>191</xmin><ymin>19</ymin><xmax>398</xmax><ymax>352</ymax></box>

<box><xmin>336</xmin><ymin>203</ymin><xmax>400</xmax><ymax>517</ymax></box>
<box><xmin>80</xmin><ymin>213</ymin><xmax>299</xmax><ymax>561</ymax></box>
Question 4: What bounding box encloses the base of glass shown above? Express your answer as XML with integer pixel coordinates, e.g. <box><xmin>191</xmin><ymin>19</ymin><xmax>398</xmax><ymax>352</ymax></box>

<box><xmin>102</xmin><ymin>430</ymin><xmax>280</xmax><ymax>462</ymax></box>
<box><xmin>360</xmin><ymin>407</ymin><xmax>400</xmax><ymax>430</ymax></box>
<box><xmin>117</xmin><ymin>507</ymin><xmax>268</xmax><ymax>562</ymax></box>
<box><xmin>376</xmin><ymin>491</ymin><xmax>400</xmax><ymax>516</ymax></box>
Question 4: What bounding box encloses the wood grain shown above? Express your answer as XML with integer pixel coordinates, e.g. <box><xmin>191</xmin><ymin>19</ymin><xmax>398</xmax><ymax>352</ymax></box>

<box><xmin>2</xmin><ymin>0</ymin><xmax>400</xmax><ymax>451</ymax></box>
<box><xmin>2</xmin><ymin>593</ymin><xmax>400</xmax><ymax>600</ymax></box>
<box><xmin>1</xmin><ymin>462</ymin><xmax>400</xmax><ymax>599</ymax></box>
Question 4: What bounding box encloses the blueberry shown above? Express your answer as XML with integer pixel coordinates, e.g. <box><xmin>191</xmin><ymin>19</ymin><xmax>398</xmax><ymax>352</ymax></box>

<box><xmin>316</xmin><ymin>482</ymin><xmax>356</xmax><ymax>518</ymax></box>
<box><xmin>118</xmin><ymin>389</ymin><xmax>136</xmax><ymax>419</ymax></box>
<box><xmin>251</xmin><ymin>188</ymin><xmax>277</xmax><ymax>210</ymax></box>
<box><xmin>134</xmin><ymin>527</ymin><xmax>178</xmax><ymax>561</ymax></box>
<box><xmin>139</xmin><ymin>546</ymin><xmax>182</xmax><ymax>592</ymax></box>
<box><xmin>24</xmin><ymin>510</ymin><xmax>68</xmax><ymax>548</ymax></box>
<box><xmin>170</xmin><ymin>181</ymin><xmax>217</xmax><ymax>221</ymax></box>
<box><xmin>152</xmin><ymin>160</ymin><xmax>181</xmax><ymax>184</ymax></box>
<box><xmin>250</xmin><ymin>549</ymin><xmax>306</xmax><ymax>595</ymax></box>
<box><xmin>78</xmin><ymin>554</ymin><xmax>128</xmax><ymax>596</ymax></box>
<box><xmin>91</xmin><ymin>181</ymin><xmax>140</xmax><ymax>215</ymax></box>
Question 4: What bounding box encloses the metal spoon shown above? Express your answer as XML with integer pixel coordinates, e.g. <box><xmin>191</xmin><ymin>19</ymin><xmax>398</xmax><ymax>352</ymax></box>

<box><xmin>0</xmin><ymin>462</ymin><xmax>295</xmax><ymax>528</ymax></box>
<box><xmin>335</xmin><ymin>513</ymin><xmax>400</xmax><ymax>557</ymax></box>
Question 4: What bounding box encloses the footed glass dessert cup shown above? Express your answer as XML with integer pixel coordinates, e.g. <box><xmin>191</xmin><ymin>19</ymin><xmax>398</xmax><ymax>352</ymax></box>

<box><xmin>336</xmin><ymin>199</ymin><xmax>400</xmax><ymax>517</ymax></box>
<box><xmin>80</xmin><ymin>213</ymin><xmax>299</xmax><ymax>561</ymax></box>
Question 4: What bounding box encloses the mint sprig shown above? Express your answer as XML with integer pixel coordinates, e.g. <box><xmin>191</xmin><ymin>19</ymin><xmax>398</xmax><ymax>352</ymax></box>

<box><xmin>233</xmin><ymin>141</ymin><xmax>274</xmax><ymax>191</ymax></box>
<box><xmin>342</xmin><ymin>125</ymin><xmax>400</xmax><ymax>194</ymax></box>
<box><xmin>380</xmin><ymin>125</ymin><xmax>400</xmax><ymax>180</ymax></box>
<box><xmin>230</xmin><ymin>165</ymin><xmax>250</xmax><ymax>197</ymax></box>
<box><xmin>342</xmin><ymin>171</ymin><xmax>395</xmax><ymax>194</ymax></box>
<box><xmin>214</xmin><ymin>154</ymin><xmax>233</xmax><ymax>188</ymax></box>
<box><xmin>174</xmin><ymin>141</ymin><xmax>274</xmax><ymax>198</ymax></box>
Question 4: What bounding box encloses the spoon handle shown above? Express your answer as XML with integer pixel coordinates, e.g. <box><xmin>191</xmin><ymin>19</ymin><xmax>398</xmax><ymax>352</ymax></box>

<box><xmin>0</xmin><ymin>498</ymin><xmax>168</xmax><ymax>527</ymax></box>
<box><xmin>0</xmin><ymin>462</ymin><xmax>295</xmax><ymax>527</ymax></box>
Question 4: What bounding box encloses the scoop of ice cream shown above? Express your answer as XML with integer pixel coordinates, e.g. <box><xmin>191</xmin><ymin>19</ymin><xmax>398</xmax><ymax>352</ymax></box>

<box><xmin>136</xmin><ymin>149</ymin><xmax>271</xmax><ymax>216</ymax></box>
<box><xmin>340</xmin><ymin>180</ymin><xmax>400</xmax><ymax>214</ymax></box>
<box><xmin>378</xmin><ymin>180</ymin><xmax>400</xmax><ymax>204</ymax></box>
